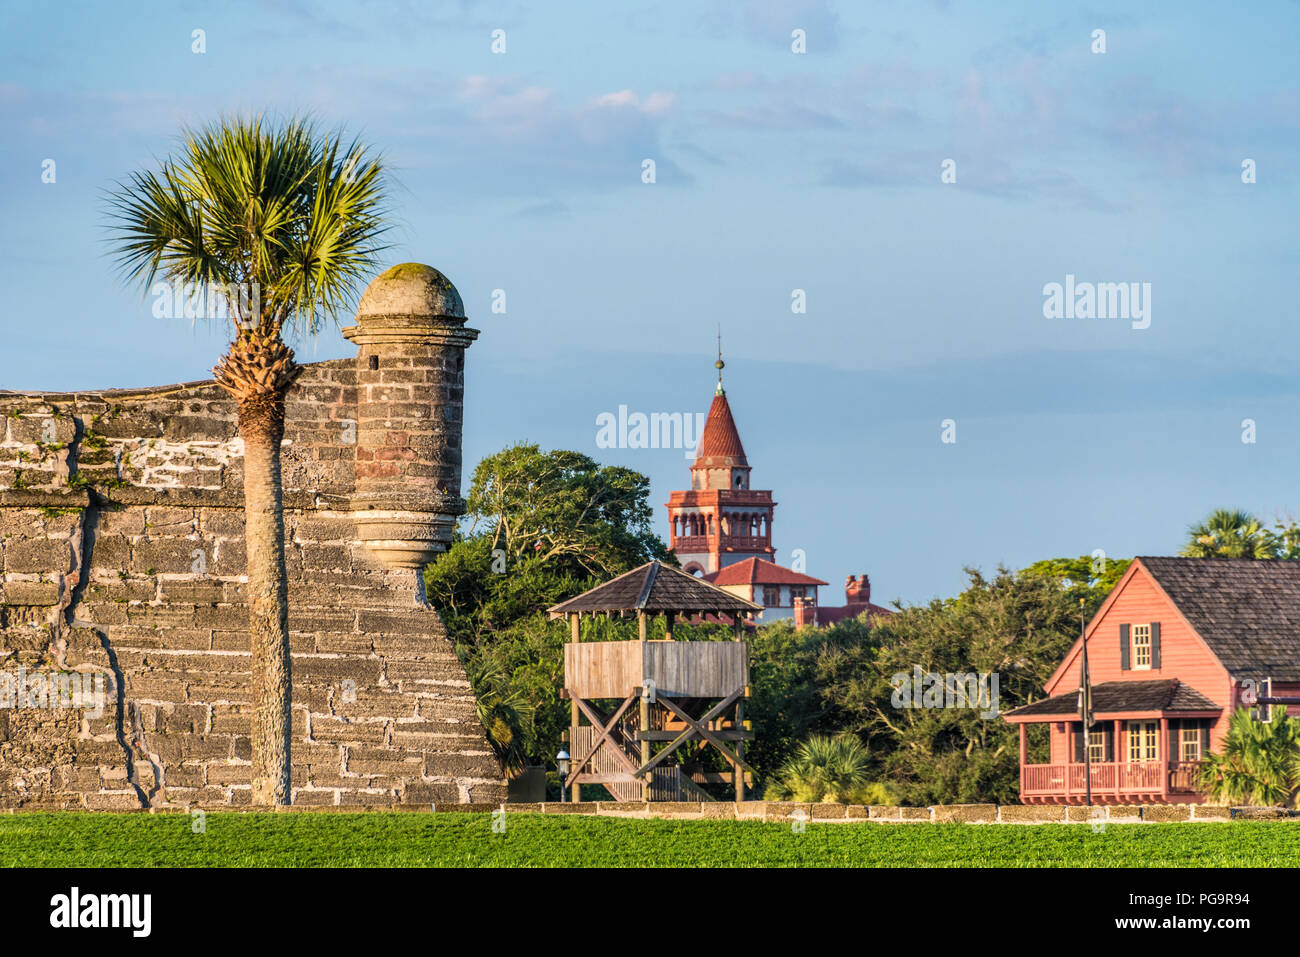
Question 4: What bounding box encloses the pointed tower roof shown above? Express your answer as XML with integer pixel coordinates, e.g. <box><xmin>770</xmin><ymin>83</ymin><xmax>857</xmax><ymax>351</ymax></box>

<box><xmin>692</xmin><ymin>391</ymin><xmax>749</xmax><ymax>468</ymax></box>
<box><xmin>693</xmin><ymin>338</ymin><xmax>749</xmax><ymax>469</ymax></box>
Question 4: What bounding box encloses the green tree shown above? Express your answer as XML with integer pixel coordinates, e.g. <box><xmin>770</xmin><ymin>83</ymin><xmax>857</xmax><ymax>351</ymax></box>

<box><xmin>1180</xmin><ymin>509</ymin><xmax>1276</xmax><ymax>559</ymax></box>
<box><xmin>743</xmin><ymin>615</ymin><xmax>879</xmax><ymax>779</ymax></box>
<box><xmin>424</xmin><ymin>444</ymin><xmax>670</xmax><ymax>768</ymax></box>
<box><xmin>426</xmin><ymin>444</ymin><xmax>669</xmax><ymax>647</ymax></box>
<box><xmin>106</xmin><ymin>116</ymin><xmax>390</xmax><ymax>804</ymax></box>
<box><xmin>1199</xmin><ymin>707</ymin><xmax>1300</xmax><ymax>807</ymax></box>
<box><xmin>819</xmin><ymin>565</ymin><xmax>1107</xmax><ymax>805</ymax></box>
<box><xmin>1269</xmin><ymin>515</ymin><xmax>1300</xmax><ymax>559</ymax></box>
<box><xmin>468</xmin><ymin>444</ymin><xmax>664</xmax><ymax>578</ymax></box>
<box><xmin>1021</xmin><ymin>554</ymin><xmax>1132</xmax><ymax>599</ymax></box>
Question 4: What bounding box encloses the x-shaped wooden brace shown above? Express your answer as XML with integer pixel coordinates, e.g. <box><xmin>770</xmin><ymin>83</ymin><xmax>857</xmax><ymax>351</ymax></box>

<box><xmin>566</xmin><ymin>691</ymin><xmax>639</xmax><ymax>788</ymax></box>
<box><xmin>634</xmin><ymin>687</ymin><xmax>754</xmax><ymax>779</ymax></box>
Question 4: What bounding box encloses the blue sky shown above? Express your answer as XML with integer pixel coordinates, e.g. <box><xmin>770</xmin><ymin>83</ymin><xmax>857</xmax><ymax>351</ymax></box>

<box><xmin>2</xmin><ymin>0</ymin><xmax>1298</xmax><ymax>604</ymax></box>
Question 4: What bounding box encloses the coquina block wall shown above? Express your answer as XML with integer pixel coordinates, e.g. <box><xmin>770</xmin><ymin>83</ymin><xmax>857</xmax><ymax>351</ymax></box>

<box><xmin>0</xmin><ymin>264</ymin><xmax>506</xmax><ymax>809</ymax></box>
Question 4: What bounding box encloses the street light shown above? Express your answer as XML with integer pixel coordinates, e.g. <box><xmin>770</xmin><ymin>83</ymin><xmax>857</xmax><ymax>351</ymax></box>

<box><xmin>556</xmin><ymin>750</ymin><xmax>570</xmax><ymax>802</ymax></box>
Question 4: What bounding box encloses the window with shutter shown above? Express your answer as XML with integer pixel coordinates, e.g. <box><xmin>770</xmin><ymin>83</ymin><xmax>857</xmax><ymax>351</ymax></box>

<box><xmin>1180</xmin><ymin>725</ymin><xmax>1201</xmax><ymax>762</ymax></box>
<box><xmin>1087</xmin><ymin>727</ymin><xmax>1108</xmax><ymax>763</ymax></box>
<box><xmin>1131</xmin><ymin>624</ymin><xmax>1151</xmax><ymax>670</ymax></box>
<box><xmin>1120</xmin><ymin>623</ymin><xmax>1130</xmax><ymax>669</ymax></box>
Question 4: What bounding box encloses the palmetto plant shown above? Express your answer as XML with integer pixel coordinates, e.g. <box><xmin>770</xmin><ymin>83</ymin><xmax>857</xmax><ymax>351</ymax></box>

<box><xmin>106</xmin><ymin>115</ymin><xmax>390</xmax><ymax>805</ymax></box>
<box><xmin>470</xmin><ymin>662</ymin><xmax>537</xmax><ymax>775</ymax></box>
<box><xmin>1179</xmin><ymin>509</ymin><xmax>1276</xmax><ymax>559</ymax></box>
<box><xmin>764</xmin><ymin>733</ymin><xmax>879</xmax><ymax>804</ymax></box>
<box><xmin>1199</xmin><ymin>707</ymin><xmax>1300</xmax><ymax>807</ymax></box>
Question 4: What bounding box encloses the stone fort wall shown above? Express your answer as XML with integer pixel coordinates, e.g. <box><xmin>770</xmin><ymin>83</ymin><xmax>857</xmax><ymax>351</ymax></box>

<box><xmin>0</xmin><ymin>266</ymin><xmax>506</xmax><ymax>809</ymax></box>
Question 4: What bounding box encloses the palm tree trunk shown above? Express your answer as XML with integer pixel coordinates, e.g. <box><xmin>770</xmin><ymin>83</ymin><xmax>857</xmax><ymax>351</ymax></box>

<box><xmin>239</xmin><ymin>392</ymin><xmax>292</xmax><ymax>806</ymax></box>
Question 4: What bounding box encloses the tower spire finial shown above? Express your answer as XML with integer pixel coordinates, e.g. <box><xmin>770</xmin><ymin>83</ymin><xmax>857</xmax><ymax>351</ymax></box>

<box><xmin>715</xmin><ymin>325</ymin><xmax>725</xmax><ymax>396</ymax></box>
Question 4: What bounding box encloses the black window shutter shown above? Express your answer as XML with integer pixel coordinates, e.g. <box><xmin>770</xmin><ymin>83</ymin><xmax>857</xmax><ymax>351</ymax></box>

<box><xmin>1151</xmin><ymin>622</ymin><xmax>1161</xmax><ymax>668</ymax></box>
<box><xmin>1200</xmin><ymin>724</ymin><xmax>1211</xmax><ymax>755</ymax></box>
<box><xmin>1119</xmin><ymin>623</ymin><xmax>1130</xmax><ymax>670</ymax></box>
<box><xmin>1169</xmin><ymin>719</ymin><xmax>1179</xmax><ymax>762</ymax></box>
<box><xmin>1072</xmin><ymin>728</ymin><xmax>1085</xmax><ymax>762</ymax></box>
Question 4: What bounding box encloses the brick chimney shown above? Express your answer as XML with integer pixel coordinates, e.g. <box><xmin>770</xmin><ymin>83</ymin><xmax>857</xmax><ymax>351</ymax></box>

<box><xmin>845</xmin><ymin>574</ymin><xmax>870</xmax><ymax>606</ymax></box>
<box><xmin>793</xmin><ymin>596</ymin><xmax>815</xmax><ymax>630</ymax></box>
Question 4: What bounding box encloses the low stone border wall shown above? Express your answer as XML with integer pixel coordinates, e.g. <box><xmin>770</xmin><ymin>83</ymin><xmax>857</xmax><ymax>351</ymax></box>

<box><xmin>461</xmin><ymin>801</ymin><xmax>1285</xmax><ymax>823</ymax></box>
<box><xmin>7</xmin><ymin>801</ymin><xmax>1293</xmax><ymax>821</ymax></box>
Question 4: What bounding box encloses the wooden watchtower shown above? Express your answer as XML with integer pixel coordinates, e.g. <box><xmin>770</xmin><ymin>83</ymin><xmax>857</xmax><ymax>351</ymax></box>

<box><xmin>548</xmin><ymin>561</ymin><xmax>762</xmax><ymax>802</ymax></box>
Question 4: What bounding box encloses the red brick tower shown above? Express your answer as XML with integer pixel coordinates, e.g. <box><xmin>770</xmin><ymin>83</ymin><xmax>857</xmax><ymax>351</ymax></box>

<box><xmin>666</xmin><ymin>354</ymin><xmax>776</xmax><ymax>575</ymax></box>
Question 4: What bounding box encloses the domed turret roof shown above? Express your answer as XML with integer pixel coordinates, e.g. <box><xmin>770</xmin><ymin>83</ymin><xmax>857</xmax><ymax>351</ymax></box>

<box><xmin>355</xmin><ymin>263</ymin><xmax>465</xmax><ymax>321</ymax></box>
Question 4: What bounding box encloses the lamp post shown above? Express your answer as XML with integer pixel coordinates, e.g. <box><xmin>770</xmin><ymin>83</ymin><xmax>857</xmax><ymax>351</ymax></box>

<box><xmin>556</xmin><ymin>749</ymin><xmax>570</xmax><ymax>802</ymax></box>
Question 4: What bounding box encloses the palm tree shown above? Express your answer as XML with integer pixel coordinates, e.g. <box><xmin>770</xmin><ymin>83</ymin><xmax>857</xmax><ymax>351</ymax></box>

<box><xmin>1199</xmin><ymin>707</ymin><xmax>1300</xmax><ymax>807</ymax></box>
<box><xmin>107</xmin><ymin>116</ymin><xmax>389</xmax><ymax>805</ymax></box>
<box><xmin>1179</xmin><ymin>508</ymin><xmax>1276</xmax><ymax>559</ymax></box>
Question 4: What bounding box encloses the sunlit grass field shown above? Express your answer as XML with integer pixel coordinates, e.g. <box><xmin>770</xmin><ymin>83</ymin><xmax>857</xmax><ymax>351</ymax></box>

<box><xmin>3</xmin><ymin>813</ymin><xmax>1298</xmax><ymax>867</ymax></box>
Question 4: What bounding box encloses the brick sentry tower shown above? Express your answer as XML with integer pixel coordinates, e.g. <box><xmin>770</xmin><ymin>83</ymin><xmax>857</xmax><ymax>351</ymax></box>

<box><xmin>665</xmin><ymin>353</ymin><xmax>776</xmax><ymax>575</ymax></box>
<box><xmin>342</xmin><ymin>263</ymin><xmax>479</xmax><ymax>597</ymax></box>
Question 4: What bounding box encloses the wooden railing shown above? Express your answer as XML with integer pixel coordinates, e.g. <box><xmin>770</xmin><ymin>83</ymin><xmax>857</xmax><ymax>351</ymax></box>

<box><xmin>1022</xmin><ymin>761</ymin><xmax>1204</xmax><ymax>797</ymax></box>
<box><xmin>565</xmin><ymin>640</ymin><xmax>748</xmax><ymax>699</ymax></box>
<box><xmin>1167</xmin><ymin>761</ymin><xmax>1204</xmax><ymax>793</ymax></box>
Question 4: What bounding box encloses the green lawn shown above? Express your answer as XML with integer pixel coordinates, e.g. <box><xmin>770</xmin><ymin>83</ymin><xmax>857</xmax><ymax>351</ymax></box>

<box><xmin>3</xmin><ymin>813</ymin><xmax>1298</xmax><ymax>867</ymax></box>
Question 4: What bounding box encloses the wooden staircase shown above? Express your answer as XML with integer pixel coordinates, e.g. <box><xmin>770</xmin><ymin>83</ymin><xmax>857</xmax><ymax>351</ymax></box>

<box><xmin>570</xmin><ymin>725</ymin><xmax>715</xmax><ymax>801</ymax></box>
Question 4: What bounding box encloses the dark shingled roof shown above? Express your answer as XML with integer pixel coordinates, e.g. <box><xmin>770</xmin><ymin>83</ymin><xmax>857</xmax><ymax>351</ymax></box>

<box><xmin>1139</xmin><ymin>556</ymin><xmax>1300</xmax><ymax>682</ymax></box>
<box><xmin>1005</xmin><ymin>679</ymin><xmax>1221</xmax><ymax>718</ymax></box>
<box><xmin>547</xmin><ymin>560</ymin><xmax>762</xmax><ymax>618</ymax></box>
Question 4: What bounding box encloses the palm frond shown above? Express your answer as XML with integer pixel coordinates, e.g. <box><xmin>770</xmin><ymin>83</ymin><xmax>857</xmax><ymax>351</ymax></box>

<box><xmin>105</xmin><ymin>113</ymin><xmax>392</xmax><ymax>339</ymax></box>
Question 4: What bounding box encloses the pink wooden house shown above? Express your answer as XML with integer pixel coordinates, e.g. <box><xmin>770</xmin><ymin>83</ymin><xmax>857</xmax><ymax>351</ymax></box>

<box><xmin>1004</xmin><ymin>557</ymin><xmax>1300</xmax><ymax>804</ymax></box>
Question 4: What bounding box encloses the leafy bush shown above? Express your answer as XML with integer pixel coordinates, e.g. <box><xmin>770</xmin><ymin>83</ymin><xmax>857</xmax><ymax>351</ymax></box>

<box><xmin>1199</xmin><ymin>707</ymin><xmax>1300</xmax><ymax>807</ymax></box>
<box><xmin>763</xmin><ymin>734</ymin><xmax>896</xmax><ymax>804</ymax></box>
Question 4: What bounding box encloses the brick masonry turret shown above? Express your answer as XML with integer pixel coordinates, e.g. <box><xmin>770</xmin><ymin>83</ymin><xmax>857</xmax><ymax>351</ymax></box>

<box><xmin>342</xmin><ymin>263</ymin><xmax>479</xmax><ymax>573</ymax></box>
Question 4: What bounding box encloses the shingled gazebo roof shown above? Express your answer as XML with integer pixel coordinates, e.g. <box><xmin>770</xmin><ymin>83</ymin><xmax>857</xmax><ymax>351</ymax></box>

<box><xmin>547</xmin><ymin>560</ymin><xmax>761</xmax><ymax>618</ymax></box>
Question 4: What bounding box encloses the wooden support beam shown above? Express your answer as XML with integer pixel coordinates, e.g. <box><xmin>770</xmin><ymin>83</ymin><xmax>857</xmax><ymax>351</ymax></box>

<box><xmin>570</xmin><ymin>773</ymin><xmax>642</xmax><ymax>786</ymax></box>
<box><xmin>690</xmin><ymin>771</ymin><xmax>743</xmax><ymax>785</ymax></box>
<box><xmin>1159</xmin><ymin>716</ymin><xmax>1169</xmax><ymax>802</ymax></box>
<box><xmin>735</xmin><ymin>698</ymin><xmax>746</xmax><ymax>802</ymax></box>
<box><xmin>636</xmin><ymin>729</ymin><xmax>752</xmax><ymax>741</ymax></box>
<box><xmin>634</xmin><ymin>688</ymin><xmax>748</xmax><ymax>777</ymax></box>
<box><xmin>640</xmin><ymin>690</ymin><xmax>650</xmax><ymax>802</ymax></box>
<box><xmin>658</xmin><ymin>695</ymin><xmax>756</xmax><ymax>777</ymax></box>
<box><xmin>567</xmin><ymin>692</ymin><xmax>639</xmax><ymax>787</ymax></box>
<box><xmin>569</xmin><ymin>613</ymin><xmax>580</xmax><ymax>726</ymax></box>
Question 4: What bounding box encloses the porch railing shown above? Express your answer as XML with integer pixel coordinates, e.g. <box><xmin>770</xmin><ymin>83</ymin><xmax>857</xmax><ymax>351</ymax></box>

<box><xmin>1022</xmin><ymin>761</ymin><xmax>1205</xmax><ymax>796</ymax></box>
